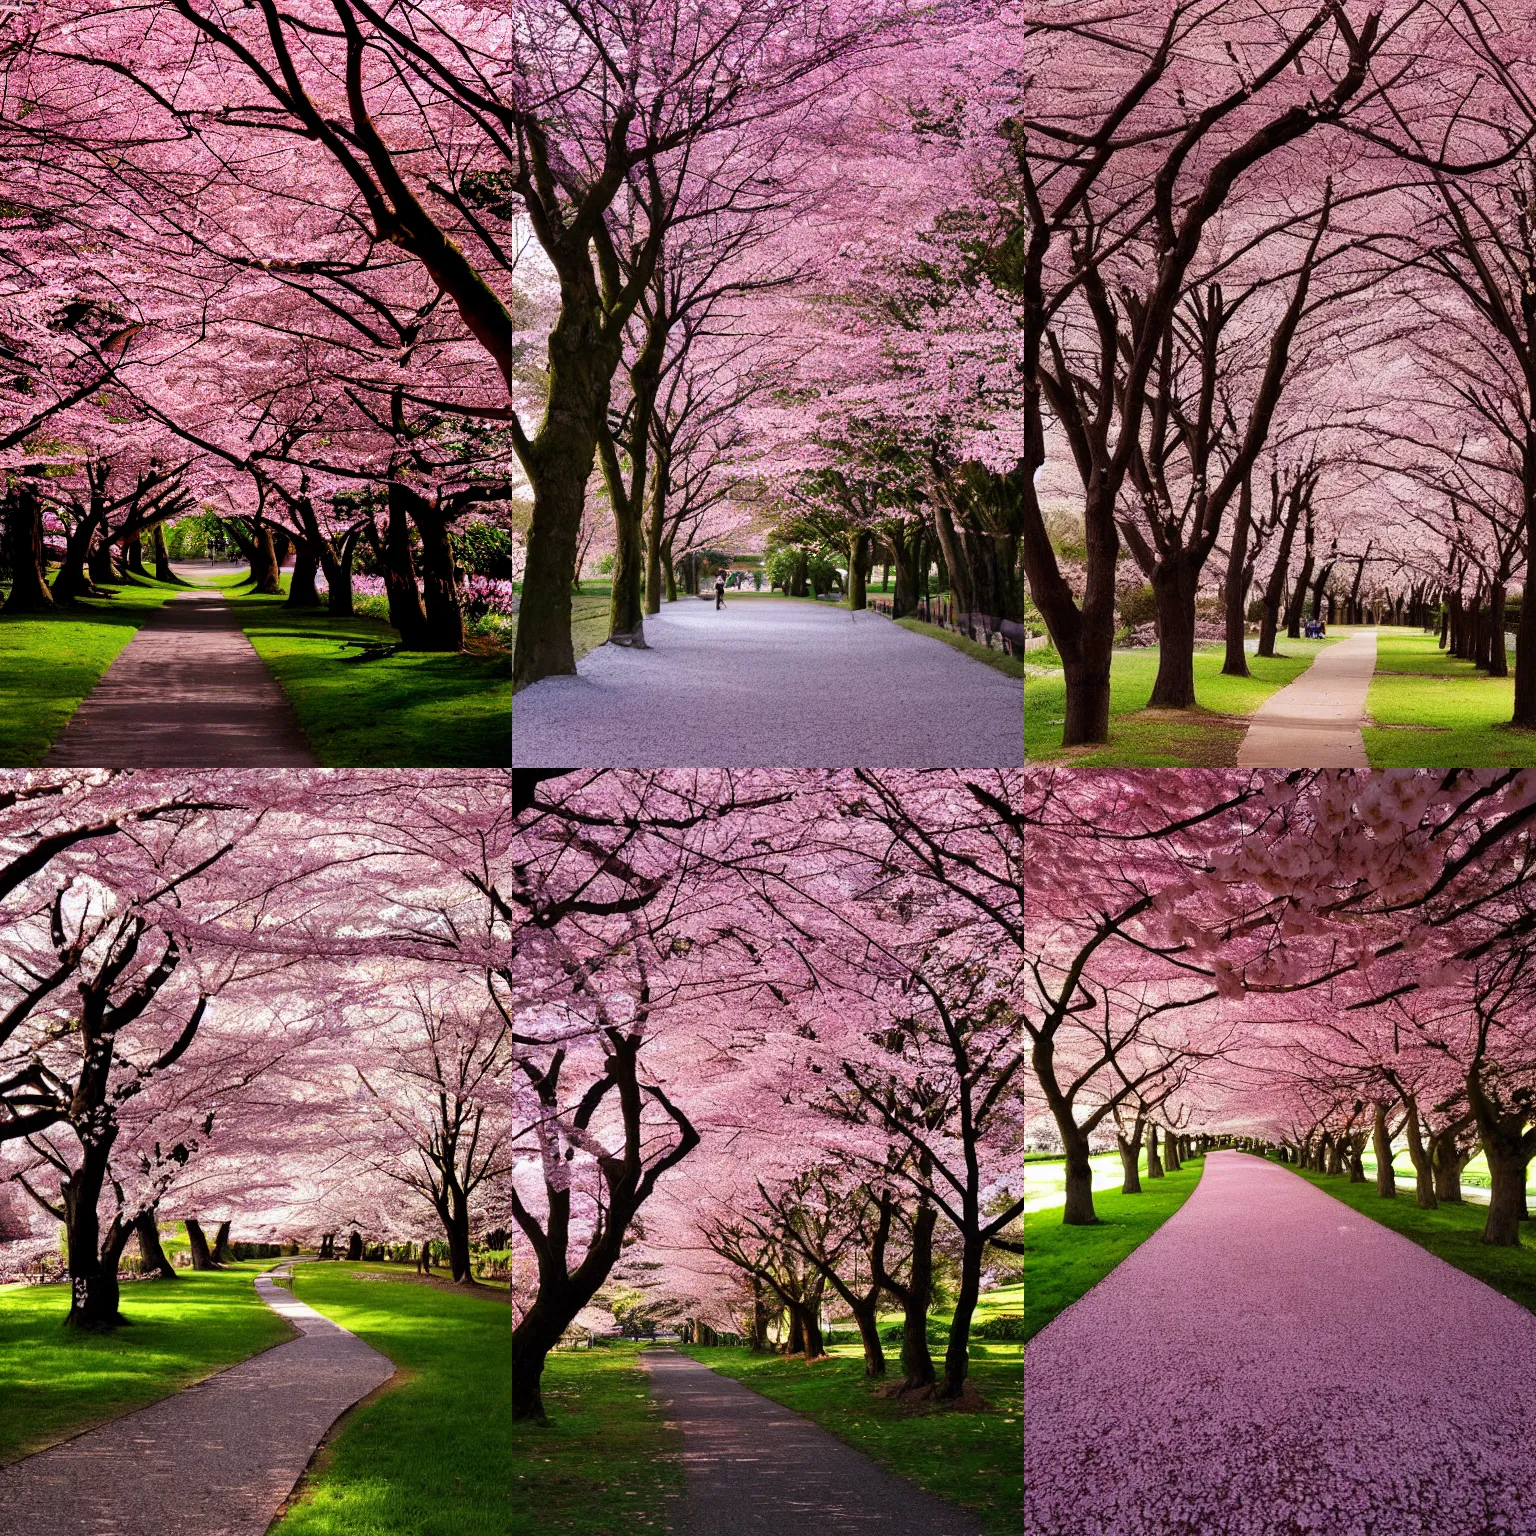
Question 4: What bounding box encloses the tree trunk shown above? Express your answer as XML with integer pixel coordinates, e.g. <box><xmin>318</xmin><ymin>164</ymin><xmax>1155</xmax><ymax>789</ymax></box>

<box><xmin>1514</xmin><ymin>443</ymin><xmax>1536</xmax><ymax>724</ymax></box>
<box><xmin>88</xmin><ymin>529</ymin><xmax>117</xmax><ymax>586</ymax></box>
<box><xmin>439</xmin><ymin>1193</ymin><xmax>473</xmax><ymax>1283</ymax></box>
<box><xmin>1402</xmin><ymin>1099</ymin><xmax>1438</xmax><ymax>1209</ymax></box>
<box><xmin>184</xmin><ymin>1219</ymin><xmax>215</xmax><ymax>1271</ymax></box>
<box><xmin>1483</xmin><ymin>1139</ymin><xmax>1529</xmax><ymax>1247</ymax></box>
<box><xmin>848</xmin><ymin>1295</ymin><xmax>885</xmax><ymax>1378</ymax></box>
<box><xmin>248</xmin><ymin>524</ymin><xmax>282</xmax><ymax>595</ymax></box>
<box><xmin>135</xmin><ymin>1213</ymin><xmax>177</xmax><ymax>1279</ymax></box>
<box><xmin>1490</xmin><ymin>583</ymin><xmax>1509</xmax><ymax>677</ymax></box>
<box><xmin>125</xmin><ymin>535</ymin><xmax>146</xmax><ymax>576</ymax></box>
<box><xmin>1147</xmin><ymin>554</ymin><xmax>1200</xmax><ymax>710</ymax></box>
<box><xmin>347</xmin><ymin>1230</ymin><xmax>364</xmax><ymax>1261</ymax></box>
<box><xmin>1117</xmin><ymin>1133</ymin><xmax>1143</xmax><ymax>1194</ymax></box>
<box><xmin>1222</xmin><ymin>476</ymin><xmax>1255</xmax><ymax>677</ymax></box>
<box><xmin>512</xmin><ymin>1298</ymin><xmax>565</xmax><ymax>1421</ymax></box>
<box><xmin>1163</xmin><ymin>1130</ymin><xmax>1182</xmax><ymax>1173</ymax></box>
<box><xmin>152</xmin><ymin>523</ymin><xmax>181</xmax><ymax>585</ymax></box>
<box><xmin>1062</xmin><ymin>1129</ymin><xmax>1097</xmax><ymax>1225</ymax></box>
<box><xmin>847</xmin><ymin>531</ymin><xmax>869</xmax><ymax>612</ymax></box>
<box><xmin>410</xmin><ymin>504</ymin><xmax>465</xmax><ymax>652</ymax></box>
<box><xmin>1146</xmin><ymin>1124</ymin><xmax>1165</xmax><ymax>1179</ymax></box>
<box><xmin>2</xmin><ymin>484</ymin><xmax>54</xmax><ymax>612</ymax></box>
<box><xmin>285</xmin><ymin>539</ymin><xmax>322</xmax><ymax>608</ymax></box>
<box><xmin>1372</xmin><ymin>1102</ymin><xmax>1397</xmax><ymax>1199</ymax></box>
<box><xmin>381</xmin><ymin>485</ymin><xmax>429</xmax><ymax>647</ymax></box>
<box><xmin>938</xmin><ymin>1236</ymin><xmax>983</xmax><ymax>1402</ymax></box>
<box><xmin>749</xmin><ymin>1276</ymin><xmax>770</xmax><ymax>1352</ymax></box>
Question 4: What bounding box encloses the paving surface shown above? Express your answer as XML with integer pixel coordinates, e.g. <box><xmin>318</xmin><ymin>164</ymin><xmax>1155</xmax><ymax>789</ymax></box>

<box><xmin>511</xmin><ymin>599</ymin><xmax>1023</xmax><ymax>767</ymax></box>
<box><xmin>0</xmin><ymin>1267</ymin><xmax>394</xmax><ymax>1536</ymax></box>
<box><xmin>1236</xmin><ymin>630</ymin><xmax>1376</xmax><ymax>768</ymax></box>
<box><xmin>1024</xmin><ymin>1151</ymin><xmax>1536</xmax><ymax>1536</ymax></box>
<box><xmin>45</xmin><ymin>588</ymin><xmax>318</xmax><ymax>767</ymax></box>
<box><xmin>641</xmin><ymin>1350</ymin><xmax>984</xmax><ymax>1535</ymax></box>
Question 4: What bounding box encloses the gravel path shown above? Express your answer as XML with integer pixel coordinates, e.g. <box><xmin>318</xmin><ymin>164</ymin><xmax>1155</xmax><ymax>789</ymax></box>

<box><xmin>45</xmin><ymin>588</ymin><xmax>318</xmax><ymax>767</ymax></box>
<box><xmin>1236</xmin><ymin>630</ymin><xmax>1376</xmax><ymax>767</ymax></box>
<box><xmin>512</xmin><ymin>600</ymin><xmax>1022</xmax><ymax>767</ymax></box>
<box><xmin>0</xmin><ymin>1267</ymin><xmax>394</xmax><ymax>1535</ymax></box>
<box><xmin>641</xmin><ymin>1350</ymin><xmax>984</xmax><ymax>1535</ymax></box>
<box><xmin>1024</xmin><ymin>1150</ymin><xmax>1536</xmax><ymax>1536</ymax></box>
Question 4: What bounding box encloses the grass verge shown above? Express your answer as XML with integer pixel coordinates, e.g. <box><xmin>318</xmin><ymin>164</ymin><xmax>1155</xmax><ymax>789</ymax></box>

<box><xmin>1281</xmin><ymin>1161</ymin><xmax>1536</xmax><ymax>1314</ymax></box>
<box><xmin>229</xmin><ymin>586</ymin><xmax>510</xmax><ymax>766</ymax></box>
<box><xmin>1026</xmin><ymin>640</ymin><xmax>1340</xmax><ymax>764</ymax></box>
<box><xmin>682</xmin><ymin>1293</ymin><xmax>1021</xmax><ymax>1536</ymax></box>
<box><xmin>0</xmin><ymin>575</ymin><xmax>189</xmax><ymax>765</ymax></box>
<box><xmin>895</xmin><ymin>617</ymin><xmax>1027</xmax><ymax>681</ymax></box>
<box><xmin>1024</xmin><ymin>1158</ymin><xmax>1206</xmax><ymax>1341</ymax></box>
<box><xmin>275</xmin><ymin>1263</ymin><xmax>524</xmax><ymax>1536</ymax></box>
<box><xmin>0</xmin><ymin>1262</ymin><xmax>293</xmax><ymax>1464</ymax></box>
<box><xmin>1364</xmin><ymin>629</ymin><xmax>1536</xmax><ymax>767</ymax></box>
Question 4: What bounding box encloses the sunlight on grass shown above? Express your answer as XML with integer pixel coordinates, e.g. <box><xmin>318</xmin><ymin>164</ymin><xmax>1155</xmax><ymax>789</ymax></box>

<box><xmin>276</xmin><ymin>1264</ymin><xmax>517</xmax><ymax>1536</ymax></box>
<box><xmin>0</xmin><ymin>575</ymin><xmax>189</xmax><ymax>765</ymax></box>
<box><xmin>0</xmin><ymin>1262</ymin><xmax>293</xmax><ymax>1463</ymax></box>
<box><xmin>1026</xmin><ymin>641</ymin><xmax>1337</xmax><ymax>764</ymax></box>
<box><xmin>1364</xmin><ymin>629</ymin><xmax>1536</xmax><ymax>767</ymax></box>
<box><xmin>683</xmin><ymin>1307</ymin><xmax>1021</xmax><ymax>1536</ymax></box>
<box><xmin>1024</xmin><ymin>1157</ymin><xmax>1206</xmax><ymax>1342</ymax></box>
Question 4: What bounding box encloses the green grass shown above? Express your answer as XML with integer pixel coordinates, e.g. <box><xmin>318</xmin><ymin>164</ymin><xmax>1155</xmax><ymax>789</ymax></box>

<box><xmin>1277</xmin><ymin>1160</ymin><xmax>1536</xmax><ymax>1316</ymax></box>
<box><xmin>0</xmin><ymin>575</ymin><xmax>190</xmax><ymax>765</ymax></box>
<box><xmin>229</xmin><ymin>586</ymin><xmax>510</xmax><ymax>766</ymax></box>
<box><xmin>0</xmin><ymin>1261</ymin><xmax>293</xmax><ymax>1463</ymax></box>
<box><xmin>507</xmin><ymin>1342</ymin><xmax>681</xmax><ymax>1535</ymax></box>
<box><xmin>1364</xmin><ymin>629</ymin><xmax>1536</xmax><ymax>767</ymax></box>
<box><xmin>682</xmin><ymin>1288</ymin><xmax>1021</xmax><ymax>1536</ymax></box>
<box><xmin>895</xmin><ymin>617</ymin><xmax>1027</xmax><ymax>681</ymax></box>
<box><xmin>1024</xmin><ymin>1157</ymin><xmax>1206</xmax><ymax>1341</ymax></box>
<box><xmin>1026</xmin><ymin>640</ymin><xmax>1338</xmax><ymax>764</ymax></box>
<box><xmin>275</xmin><ymin>1263</ymin><xmax>522</xmax><ymax>1535</ymax></box>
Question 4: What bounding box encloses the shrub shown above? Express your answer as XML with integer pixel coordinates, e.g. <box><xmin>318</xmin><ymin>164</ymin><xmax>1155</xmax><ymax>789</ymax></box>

<box><xmin>975</xmin><ymin>1313</ymin><xmax>1026</xmax><ymax>1341</ymax></box>
<box><xmin>1119</xmin><ymin>583</ymin><xmax>1158</xmax><ymax>629</ymax></box>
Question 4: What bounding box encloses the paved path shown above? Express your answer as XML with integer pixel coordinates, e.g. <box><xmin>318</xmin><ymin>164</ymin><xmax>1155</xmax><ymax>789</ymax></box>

<box><xmin>1025</xmin><ymin>1150</ymin><xmax>1536</xmax><ymax>1536</ymax></box>
<box><xmin>45</xmin><ymin>588</ymin><xmax>318</xmax><ymax>767</ymax></box>
<box><xmin>1236</xmin><ymin>630</ymin><xmax>1376</xmax><ymax>767</ymax></box>
<box><xmin>512</xmin><ymin>600</ymin><xmax>1023</xmax><ymax>767</ymax></box>
<box><xmin>642</xmin><ymin>1350</ymin><xmax>984</xmax><ymax>1535</ymax></box>
<box><xmin>0</xmin><ymin>1267</ymin><xmax>394</xmax><ymax>1536</ymax></box>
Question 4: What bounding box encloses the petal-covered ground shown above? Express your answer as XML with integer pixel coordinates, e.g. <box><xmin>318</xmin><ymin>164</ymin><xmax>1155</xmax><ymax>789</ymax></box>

<box><xmin>511</xmin><ymin>599</ymin><xmax>1024</xmax><ymax>768</ymax></box>
<box><xmin>1025</xmin><ymin>1151</ymin><xmax>1536</xmax><ymax>1536</ymax></box>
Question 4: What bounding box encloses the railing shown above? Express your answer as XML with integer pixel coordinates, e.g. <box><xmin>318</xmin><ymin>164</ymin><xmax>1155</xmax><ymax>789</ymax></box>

<box><xmin>867</xmin><ymin>596</ymin><xmax>1026</xmax><ymax>656</ymax></box>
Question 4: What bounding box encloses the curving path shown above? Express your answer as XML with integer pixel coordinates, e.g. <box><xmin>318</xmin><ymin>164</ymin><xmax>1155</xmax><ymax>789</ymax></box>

<box><xmin>642</xmin><ymin>1350</ymin><xmax>984</xmax><ymax>1535</ymax></box>
<box><xmin>1024</xmin><ymin>1150</ymin><xmax>1536</xmax><ymax>1536</ymax></box>
<box><xmin>45</xmin><ymin>588</ymin><xmax>318</xmax><ymax>767</ymax></box>
<box><xmin>511</xmin><ymin>599</ymin><xmax>1023</xmax><ymax>767</ymax></box>
<box><xmin>1236</xmin><ymin>630</ymin><xmax>1376</xmax><ymax>768</ymax></box>
<box><xmin>0</xmin><ymin>1266</ymin><xmax>394</xmax><ymax>1536</ymax></box>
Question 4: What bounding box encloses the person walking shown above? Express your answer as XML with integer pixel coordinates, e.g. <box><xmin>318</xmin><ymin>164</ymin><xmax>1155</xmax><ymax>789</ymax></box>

<box><xmin>715</xmin><ymin>572</ymin><xmax>726</xmax><ymax>610</ymax></box>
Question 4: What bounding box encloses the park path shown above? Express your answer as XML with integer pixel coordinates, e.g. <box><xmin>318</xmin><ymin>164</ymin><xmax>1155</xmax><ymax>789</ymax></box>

<box><xmin>511</xmin><ymin>599</ymin><xmax>1022</xmax><ymax>767</ymax></box>
<box><xmin>641</xmin><ymin>1350</ymin><xmax>984</xmax><ymax>1535</ymax></box>
<box><xmin>1235</xmin><ymin>629</ymin><xmax>1376</xmax><ymax>768</ymax></box>
<box><xmin>0</xmin><ymin>1266</ymin><xmax>394</xmax><ymax>1536</ymax></box>
<box><xmin>1024</xmin><ymin>1150</ymin><xmax>1536</xmax><ymax>1536</ymax></box>
<box><xmin>45</xmin><ymin>588</ymin><xmax>318</xmax><ymax>767</ymax></box>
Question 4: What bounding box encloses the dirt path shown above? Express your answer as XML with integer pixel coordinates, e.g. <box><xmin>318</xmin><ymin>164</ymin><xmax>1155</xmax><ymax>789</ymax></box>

<box><xmin>0</xmin><ymin>1267</ymin><xmax>393</xmax><ymax>1535</ymax></box>
<box><xmin>641</xmin><ymin>1349</ymin><xmax>984</xmax><ymax>1535</ymax></box>
<box><xmin>45</xmin><ymin>588</ymin><xmax>318</xmax><ymax>767</ymax></box>
<box><xmin>1024</xmin><ymin>1150</ymin><xmax>1536</xmax><ymax>1535</ymax></box>
<box><xmin>512</xmin><ymin>600</ymin><xmax>1023</xmax><ymax>768</ymax></box>
<box><xmin>1235</xmin><ymin>630</ymin><xmax>1376</xmax><ymax>768</ymax></box>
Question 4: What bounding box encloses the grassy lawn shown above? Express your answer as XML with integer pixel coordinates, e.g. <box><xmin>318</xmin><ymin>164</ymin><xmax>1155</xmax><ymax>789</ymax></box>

<box><xmin>1026</xmin><ymin>640</ymin><xmax>1338</xmax><ymax>764</ymax></box>
<box><xmin>0</xmin><ymin>575</ymin><xmax>189</xmax><ymax>765</ymax></box>
<box><xmin>0</xmin><ymin>1262</ymin><xmax>293</xmax><ymax>1464</ymax></box>
<box><xmin>229</xmin><ymin>585</ymin><xmax>510</xmax><ymax>767</ymax></box>
<box><xmin>508</xmin><ymin>1343</ymin><xmax>681</xmax><ymax>1535</ymax></box>
<box><xmin>1279</xmin><ymin>1161</ymin><xmax>1536</xmax><ymax>1316</ymax></box>
<box><xmin>895</xmin><ymin>617</ymin><xmax>1026</xmax><ymax>681</ymax></box>
<box><xmin>682</xmin><ymin>1286</ymin><xmax>1021</xmax><ymax>1536</ymax></box>
<box><xmin>1364</xmin><ymin>629</ymin><xmax>1536</xmax><ymax>767</ymax></box>
<box><xmin>275</xmin><ymin>1263</ymin><xmax>526</xmax><ymax>1536</ymax></box>
<box><xmin>1024</xmin><ymin>1157</ymin><xmax>1206</xmax><ymax>1342</ymax></box>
